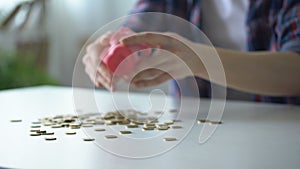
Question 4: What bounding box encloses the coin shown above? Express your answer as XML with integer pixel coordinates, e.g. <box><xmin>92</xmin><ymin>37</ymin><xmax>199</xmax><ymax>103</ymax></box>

<box><xmin>45</xmin><ymin>137</ymin><xmax>57</xmax><ymax>141</ymax></box>
<box><xmin>65</xmin><ymin>131</ymin><xmax>76</xmax><ymax>135</ymax></box>
<box><xmin>163</xmin><ymin>137</ymin><xmax>177</xmax><ymax>141</ymax></box>
<box><xmin>142</xmin><ymin>126</ymin><xmax>155</xmax><ymax>131</ymax></box>
<box><xmin>105</xmin><ymin>135</ymin><xmax>117</xmax><ymax>139</ymax></box>
<box><xmin>208</xmin><ymin>121</ymin><xmax>223</xmax><ymax>125</ymax></box>
<box><xmin>164</xmin><ymin>121</ymin><xmax>174</xmax><ymax>125</ymax></box>
<box><xmin>31</xmin><ymin>125</ymin><xmax>41</xmax><ymax>128</ymax></box>
<box><xmin>172</xmin><ymin>126</ymin><xmax>183</xmax><ymax>129</ymax></box>
<box><xmin>30</xmin><ymin>129</ymin><xmax>40</xmax><ymax>132</ymax></box>
<box><xmin>10</xmin><ymin>119</ymin><xmax>22</xmax><ymax>122</ymax></box>
<box><xmin>30</xmin><ymin>133</ymin><xmax>41</xmax><ymax>136</ymax></box>
<box><xmin>172</xmin><ymin>119</ymin><xmax>182</xmax><ymax>123</ymax></box>
<box><xmin>126</xmin><ymin>124</ymin><xmax>139</xmax><ymax>128</ymax></box>
<box><xmin>197</xmin><ymin>119</ymin><xmax>207</xmax><ymax>124</ymax></box>
<box><xmin>43</xmin><ymin>132</ymin><xmax>54</xmax><ymax>135</ymax></box>
<box><xmin>69</xmin><ymin>124</ymin><xmax>81</xmax><ymax>129</ymax></box>
<box><xmin>51</xmin><ymin>124</ymin><xmax>62</xmax><ymax>128</ymax></box>
<box><xmin>94</xmin><ymin>128</ymin><xmax>105</xmax><ymax>132</ymax></box>
<box><xmin>157</xmin><ymin>125</ymin><xmax>169</xmax><ymax>130</ymax></box>
<box><xmin>119</xmin><ymin>130</ymin><xmax>132</xmax><ymax>134</ymax></box>
<box><xmin>81</xmin><ymin>124</ymin><xmax>93</xmax><ymax>127</ymax></box>
<box><xmin>83</xmin><ymin>138</ymin><xmax>95</xmax><ymax>141</ymax></box>
<box><xmin>37</xmin><ymin>130</ymin><xmax>47</xmax><ymax>134</ymax></box>
<box><xmin>31</xmin><ymin>121</ymin><xmax>41</xmax><ymax>124</ymax></box>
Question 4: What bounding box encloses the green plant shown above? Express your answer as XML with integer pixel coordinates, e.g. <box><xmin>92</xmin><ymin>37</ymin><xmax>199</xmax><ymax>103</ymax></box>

<box><xmin>0</xmin><ymin>50</ymin><xmax>58</xmax><ymax>90</ymax></box>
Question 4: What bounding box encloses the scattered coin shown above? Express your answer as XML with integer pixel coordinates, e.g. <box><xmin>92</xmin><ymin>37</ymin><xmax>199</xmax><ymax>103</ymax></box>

<box><xmin>37</xmin><ymin>130</ymin><xmax>47</xmax><ymax>134</ymax></box>
<box><xmin>30</xmin><ymin>129</ymin><xmax>40</xmax><ymax>132</ymax></box>
<box><xmin>31</xmin><ymin>125</ymin><xmax>41</xmax><ymax>128</ymax></box>
<box><xmin>65</xmin><ymin>131</ymin><xmax>76</xmax><ymax>135</ymax></box>
<box><xmin>31</xmin><ymin>121</ymin><xmax>41</xmax><ymax>124</ymax></box>
<box><xmin>142</xmin><ymin>126</ymin><xmax>155</xmax><ymax>131</ymax></box>
<box><xmin>43</xmin><ymin>132</ymin><xmax>54</xmax><ymax>135</ymax></box>
<box><xmin>69</xmin><ymin>124</ymin><xmax>81</xmax><ymax>129</ymax></box>
<box><xmin>94</xmin><ymin>128</ymin><xmax>105</xmax><ymax>132</ymax></box>
<box><xmin>119</xmin><ymin>130</ymin><xmax>132</xmax><ymax>134</ymax></box>
<box><xmin>43</xmin><ymin>123</ymin><xmax>53</xmax><ymax>126</ymax></box>
<box><xmin>83</xmin><ymin>138</ymin><xmax>95</xmax><ymax>141</ymax></box>
<box><xmin>10</xmin><ymin>119</ymin><xmax>22</xmax><ymax>123</ymax></box>
<box><xmin>157</xmin><ymin>125</ymin><xmax>169</xmax><ymax>130</ymax></box>
<box><xmin>105</xmin><ymin>135</ymin><xmax>117</xmax><ymax>139</ymax></box>
<box><xmin>208</xmin><ymin>121</ymin><xmax>223</xmax><ymax>125</ymax></box>
<box><xmin>164</xmin><ymin>121</ymin><xmax>174</xmax><ymax>125</ymax></box>
<box><xmin>51</xmin><ymin>124</ymin><xmax>62</xmax><ymax>128</ymax></box>
<box><xmin>94</xmin><ymin>120</ymin><xmax>105</xmax><ymax>125</ymax></box>
<box><xmin>172</xmin><ymin>119</ymin><xmax>182</xmax><ymax>123</ymax></box>
<box><xmin>163</xmin><ymin>137</ymin><xmax>177</xmax><ymax>141</ymax></box>
<box><xmin>172</xmin><ymin>126</ymin><xmax>183</xmax><ymax>129</ymax></box>
<box><xmin>30</xmin><ymin>133</ymin><xmax>41</xmax><ymax>136</ymax></box>
<box><xmin>197</xmin><ymin>119</ymin><xmax>207</xmax><ymax>124</ymax></box>
<box><xmin>143</xmin><ymin>123</ymin><xmax>156</xmax><ymax>127</ymax></box>
<box><xmin>45</xmin><ymin>137</ymin><xmax>57</xmax><ymax>141</ymax></box>
<box><xmin>126</xmin><ymin>124</ymin><xmax>139</xmax><ymax>128</ymax></box>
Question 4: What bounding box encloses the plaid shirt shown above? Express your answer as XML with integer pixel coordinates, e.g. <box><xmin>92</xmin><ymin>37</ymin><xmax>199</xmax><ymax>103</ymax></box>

<box><xmin>127</xmin><ymin>0</ymin><xmax>300</xmax><ymax>104</ymax></box>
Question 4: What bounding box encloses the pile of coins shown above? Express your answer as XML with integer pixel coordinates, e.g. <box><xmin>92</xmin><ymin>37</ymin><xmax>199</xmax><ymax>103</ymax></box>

<box><xmin>26</xmin><ymin>110</ymin><xmax>184</xmax><ymax>142</ymax></box>
<box><xmin>11</xmin><ymin>109</ymin><xmax>223</xmax><ymax>142</ymax></box>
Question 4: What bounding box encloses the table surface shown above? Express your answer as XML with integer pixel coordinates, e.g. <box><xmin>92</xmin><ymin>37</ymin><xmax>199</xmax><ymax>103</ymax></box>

<box><xmin>0</xmin><ymin>86</ymin><xmax>300</xmax><ymax>169</ymax></box>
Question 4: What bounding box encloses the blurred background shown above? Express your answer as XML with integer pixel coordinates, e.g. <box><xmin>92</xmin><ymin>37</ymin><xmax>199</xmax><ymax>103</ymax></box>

<box><xmin>0</xmin><ymin>0</ymin><xmax>137</xmax><ymax>90</ymax></box>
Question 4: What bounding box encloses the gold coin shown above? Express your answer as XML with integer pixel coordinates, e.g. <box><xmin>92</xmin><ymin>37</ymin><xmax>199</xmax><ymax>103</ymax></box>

<box><xmin>105</xmin><ymin>121</ymin><xmax>117</xmax><ymax>125</ymax></box>
<box><xmin>65</xmin><ymin>131</ymin><xmax>76</xmax><ymax>135</ymax></box>
<box><xmin>105</xmin><ymin>135</ymin><xmax>117</xmax><ymax>139</ymax></box>
<box><xmin>31</xmin><ymin>121</ymin><xmax>41</xmax><ymax>124</ymax></box>
<box><xmin>157</xmin><ymin>125</ymin><xmax>169</xmax><ymax>130</ymax></box>
<box><xmin>208</xmin><ymin>121</ymin><xmax>223</xmax><ymax>125</ymax></box>
<box><xmin>43</xmin><ymin>132</ymin><xmax>54</xmax><ymax>135</ymax></box>
<box><xmin>37</xmin><ymin>130</ymin><xmax>47</xmax><ymax>134</ymax></box>
<box><xmin>164</xmin><ymin>121</ymin><xmax>174</xmax><ymax>125</ymax></box>
<box><xmin>45</xmin><ymin>137</ymin><xmax>57</xmax><ymax>141</ymax></box>
<box><xmin>51</xmin><ymin>124</ymin><xmax>62</xmax><ymax>128</ymax></box>
<box><xmin>43</xmin><ymin>123</ymin><xmax>53</xmax><ymax>126</ymax></box>
<box><xmin>94</xmin><ymin>128</ymin><xmax>105</xmax><ymax>132</ymax></box>
<box><xmin>142</xmin><ymin>126</ymin><xmax>155</xmax><ymax>131</ymax></box>
<box><xmin>172</xmin><ymin>126</ymin><xmax>183</xmax><ymax>129</ymax></box>
<box><xmin>30</xmin><ymin>133</ymin><xmax>41</xmax><ymax>136</ymax></box>
<box><xmin>94</xmin><ymin>120</ymin><xmax>105</xmax><ymax>125</ymax></box>
<box><xmin>30</xmin><ymin>129</ymin><xmax>40</xmax><ymax>132</ymax></box>
<box><xmin>69</xmin><ymin>124</ymin><xmax>81</xmax><ymax>129</ymax></box>
<box><xmin>163</xmin><ymin>137</ymin><xmax>177</xmax><ymax>141</ymax></box>
<box><xmin>172</xmin><ymin>119</ymin><xmax>182</xmax><ymax>123</ymax></box>
<box><xmin>119</xmin><ymin>130</ymin><xmax>132</xmax><ymax>134</ymax></box>
<box><xmin>197</xmin><ymin>119</ymin><xmax>207</xmax><ymax>124</ymax></box>
<box><xmin>82</xmin><ymin>138</ymin><xmax>95</xmax><ymax>141</ymax></box>
<box><xmin>81</xmin><ymin>124</ymin><xmax>93</xmax><ymax>127</ymax></box>
<box><xmin>31</xmin><ymin>125</ymin><xmax>41</xmax><ymax>128</ymax></box>
<box><xmin>10</xmin><ymin>119</ymin><xmax>22</xmax><ymax>122</ymax></box>
<box><xmin>126</xmin><ymin>124</ymin><xmax>139</xmax><ymax>128</ymax></box>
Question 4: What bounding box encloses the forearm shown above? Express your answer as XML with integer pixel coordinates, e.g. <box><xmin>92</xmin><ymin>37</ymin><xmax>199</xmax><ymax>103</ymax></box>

<box><xmin>193</xmin><ymin>44</ymin><xmax>300</xmax><ymax>96</ymax></box>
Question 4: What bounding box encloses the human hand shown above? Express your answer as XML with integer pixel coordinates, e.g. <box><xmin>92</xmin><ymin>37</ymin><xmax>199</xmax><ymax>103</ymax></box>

<box><xmin>120</xmin><ymin>32</ymin><xmax>203</xmax><ymax>88</ymax></box>
<box><xmin>82</xmin><ymin>31</ymin><xmax>114</xmax><ymax>90</ymax></box>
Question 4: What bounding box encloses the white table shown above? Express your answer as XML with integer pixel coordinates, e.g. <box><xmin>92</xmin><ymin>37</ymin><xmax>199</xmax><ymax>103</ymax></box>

<box><xmin>0</xmin><ymin>86</ymin><xmax>300</xmax><ymax>169</ymax></box>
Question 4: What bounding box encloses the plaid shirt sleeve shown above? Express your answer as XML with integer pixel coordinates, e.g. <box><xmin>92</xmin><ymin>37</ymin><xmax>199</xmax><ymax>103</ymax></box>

<box><xmin>272</xmin><ymin>0</ymin><xmax>300</xmax><ymax>53</ymax></box>
<box><xmin>124</xmin><ymin>0</ymin><xmax>167</xmax><ymax>32</ymax></box>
